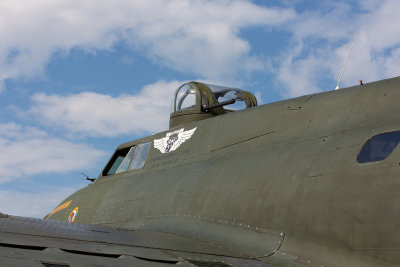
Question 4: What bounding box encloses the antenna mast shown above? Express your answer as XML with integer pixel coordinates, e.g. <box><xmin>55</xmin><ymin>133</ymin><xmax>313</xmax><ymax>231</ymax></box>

<box><xmin>335</xmin><ymin>32</ymin><xmax>358</xmax><ymax>90</ymax></box>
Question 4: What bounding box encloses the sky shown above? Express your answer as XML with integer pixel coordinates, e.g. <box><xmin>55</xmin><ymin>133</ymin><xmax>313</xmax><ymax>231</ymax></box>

<box><xmin>1</xmin><ymin>0</ymin><xmax>400</xmax><ymax>218</ymax></box>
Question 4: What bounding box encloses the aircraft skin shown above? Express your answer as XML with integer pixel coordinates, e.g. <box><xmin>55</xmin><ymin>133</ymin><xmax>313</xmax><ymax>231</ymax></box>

<box><xmin>2</xmin><ymin>77</ymin><xmax>400</xmax><ymax>266</ymax></box>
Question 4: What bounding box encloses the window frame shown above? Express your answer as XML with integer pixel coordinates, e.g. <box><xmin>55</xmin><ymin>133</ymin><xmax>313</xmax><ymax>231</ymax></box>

<box><xmin>101</xmin><ymin>140</ymin><xmax>152</xmax><ymax>176</ymax></box>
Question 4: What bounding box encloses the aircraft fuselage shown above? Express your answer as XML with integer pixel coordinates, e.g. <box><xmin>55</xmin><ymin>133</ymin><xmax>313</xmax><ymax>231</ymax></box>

<box><xmin>47</xmin><ymin>77</ymin><xmax>400</xmax><ymax>266</ymax></box>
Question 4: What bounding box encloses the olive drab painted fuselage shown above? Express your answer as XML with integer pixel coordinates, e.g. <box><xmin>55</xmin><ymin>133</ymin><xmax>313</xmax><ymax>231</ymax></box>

<box><xmin>46</xmin><ymin>78</ymin><xmax>400</xmax><ymax>266</ymax></box>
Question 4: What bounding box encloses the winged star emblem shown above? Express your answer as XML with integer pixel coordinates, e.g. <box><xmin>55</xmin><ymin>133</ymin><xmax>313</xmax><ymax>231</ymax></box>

<box><xmin>154</xmin><ymin>127</ymin><xmax>197</xmax><ymax>153</ymax></box>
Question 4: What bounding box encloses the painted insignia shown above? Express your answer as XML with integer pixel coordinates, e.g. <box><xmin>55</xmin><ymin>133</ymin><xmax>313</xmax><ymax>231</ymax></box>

<box><xmin>154</xmin><ymin>127</ymin><xmax>197</xmax><ymax>153</ymax></box>
<box><xmin>67</xmin><ymin>207</ymin><xmax>79</xmax><ymax>223</ymax></box>
<box><xmin>49</xmin><ymin>200</ymin><xmax>71</xmax><ymax>217</ymax></box>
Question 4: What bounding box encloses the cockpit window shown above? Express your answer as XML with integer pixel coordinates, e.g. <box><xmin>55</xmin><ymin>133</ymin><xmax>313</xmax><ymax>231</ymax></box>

<box><xmin>103</xmin><ymin>141</ymin><xmax>152</xmax><ymax>176</ymax></box>
<box><xmin>176</xmin><ymin>84</ymin><xmax>197</xmax><ymax>111</ymax></box>
<box><xmin>116</xmin><ymin>147</ymin><xmax>135</xmax><ymax>173</ymax></box>
<box><xmin>105</xmin><ymin>147</ymin><xmax>130</xmax><ymax>176</ymax></box>
<box><xmin>357</xmin><ymin>131</ymin><xmax>400</xmax><ymax>163</ymax></box>
<box><xmin>106</xmin><ymin>155</ymin><xmax>124</xmax><ymax>175</ymax></box>
<box><xmin>129</xmin><ymin>141</ymin><xmax>152</xmax><ymax>170</ymax></box>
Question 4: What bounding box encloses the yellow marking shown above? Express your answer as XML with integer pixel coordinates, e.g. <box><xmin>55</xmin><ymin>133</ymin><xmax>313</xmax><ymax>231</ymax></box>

<box><xmin>48</xmin><ymin>200</ymin><xmax>71</xmax><ymax>216</ymax></box>
<box><xmin>68</xmin><ymin>207</ymin><xmax>79</xmax><ymax>223</ymax></box>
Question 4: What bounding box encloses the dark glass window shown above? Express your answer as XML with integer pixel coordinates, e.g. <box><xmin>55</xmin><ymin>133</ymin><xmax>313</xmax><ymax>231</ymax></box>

<box><xmin>103</xmin><ymin>147</ymin><xmax>130</xmax><ymax>176</ymax></box>
<box><xmin>357</xmin><ymin>131</ymin><xmax>400</xmax><ymax>163</ymax></box>
<box><xmin>106</xmin><ymin>155</ymin><xmax>124</xmax><ymax>175</ymax></box>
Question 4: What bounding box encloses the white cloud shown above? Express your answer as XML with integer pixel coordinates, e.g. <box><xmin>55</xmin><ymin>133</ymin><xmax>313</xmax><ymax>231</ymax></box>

<box><xmin>28</xmin><ymin>80</ymin><xmax>181</xmax><ymax>137</ymax></box>
<box><xmin>0</xmin><ymin>123</ymin><xmax>106</xmax><ymax>183</ymax></box>
<box><xmin>2</xmin><ymin>0</ymin><xmax>399</xmax><ymax>108</ymax></box>
<box><xmin>27</xmin><ymin>78</ymin><xmax>261</xmax><ymax>137</ymax></box>
<box><xmin>0</xmin><ymin>187</ymin><xmax>78</xmax><ymax>217</ymax></box>
<box><xmin>274</xmin><ymin>0</ymin><xmax>400</xmax><ymax>97</ymax></box>
<box><xmin>0</xmin><ymin>0</ymin><xmax>295</xmax><ymax>86</ymax></box>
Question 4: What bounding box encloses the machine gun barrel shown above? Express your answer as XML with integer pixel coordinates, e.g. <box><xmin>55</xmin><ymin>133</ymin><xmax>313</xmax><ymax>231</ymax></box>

<box><xmin>202</xmin><ymin>99</ymin><xmax>236</xmax><ymax>112</ymax></box>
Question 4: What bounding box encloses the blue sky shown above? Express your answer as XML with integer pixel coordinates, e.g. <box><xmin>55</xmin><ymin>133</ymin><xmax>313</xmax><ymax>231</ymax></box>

<box><xmin>1</xmin><ymin>0</ymin><xmax>400</xmax><ymax>217</ymax></box>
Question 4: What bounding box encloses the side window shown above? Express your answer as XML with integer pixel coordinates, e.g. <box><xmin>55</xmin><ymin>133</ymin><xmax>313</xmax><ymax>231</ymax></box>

<box><xmin>129</xmin><ymin>141</ymin><xmax>152</xmax><ymax>170</ymax></box>
<box><xmin>357</xmin><ymin>131</ymin><xmax>400</xmax><ymax>163</ymax></box>
<box><xmin>116</xmin><ymin>147</ymin><xmax>135</xmax><ymax>173</ymax></box>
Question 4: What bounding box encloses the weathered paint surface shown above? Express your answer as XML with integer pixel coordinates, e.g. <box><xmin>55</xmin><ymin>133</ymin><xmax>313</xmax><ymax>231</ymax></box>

<box><xmin>36</xmin><ymin>77</ymin><xmax>400</xmax><ymax>266</ymax></box>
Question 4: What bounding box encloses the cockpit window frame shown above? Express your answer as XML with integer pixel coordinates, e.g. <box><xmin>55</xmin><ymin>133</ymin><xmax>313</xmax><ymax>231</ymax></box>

<box><xmin>128</xmin><ymin>141</ymin><xmax>152</xmax><ymax>170</ymax></box>
<box><xmin>101</xmin><ymin>140</ymin><xmax>152</xmax><ymax>177</ymax></box>
<box><xmin>102</xmin><ymin>146</ymin><xmax>131</xmax><ymax>176</ymax></box>
<box><xmin>116</xmin><ymin>146</ymin><xmax>136</xmax><ymax>174</ymax></box>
